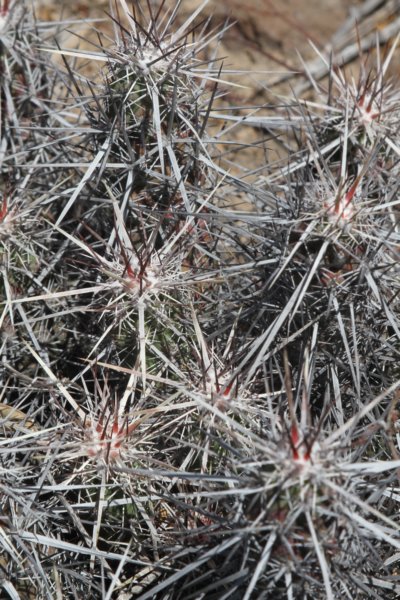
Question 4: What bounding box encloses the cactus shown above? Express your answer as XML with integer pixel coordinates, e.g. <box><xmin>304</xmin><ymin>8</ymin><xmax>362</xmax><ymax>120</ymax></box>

<box><xmin>1</xmin><ymin>1</ymin><xmax>400</xmax><ymax>598</ymax></box>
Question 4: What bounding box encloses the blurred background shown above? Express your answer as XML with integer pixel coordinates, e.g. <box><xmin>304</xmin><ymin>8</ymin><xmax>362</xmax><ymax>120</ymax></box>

<box><xmin>36</xmin><ymin>1</ymin><xmax>400</xmax><ymax>97</ymax></box>
<box><xmin>35</xmin><ymin>0</ymin><xmax>400</xmax><ymax>175</ymax></box>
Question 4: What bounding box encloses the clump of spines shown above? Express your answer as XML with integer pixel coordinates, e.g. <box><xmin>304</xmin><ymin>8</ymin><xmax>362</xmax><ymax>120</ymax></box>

<box><xmin>1</xmin><ymin>1</ymin><xmax>400</xmax><ymax>599</ymax></box>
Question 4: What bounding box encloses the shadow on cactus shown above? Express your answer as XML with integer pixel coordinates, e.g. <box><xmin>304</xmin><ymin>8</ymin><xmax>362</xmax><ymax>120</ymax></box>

<box><xmin>1</xmin><ymin>1</ymin><xmax>400</xmax><ymax>599</ymax></box>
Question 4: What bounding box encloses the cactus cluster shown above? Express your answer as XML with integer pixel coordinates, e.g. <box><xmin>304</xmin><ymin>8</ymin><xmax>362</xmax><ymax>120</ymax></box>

<box><xmin>1</xmin><ymin>1</ymin><xmax>400</xmax><ymax>598</ymax></box>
